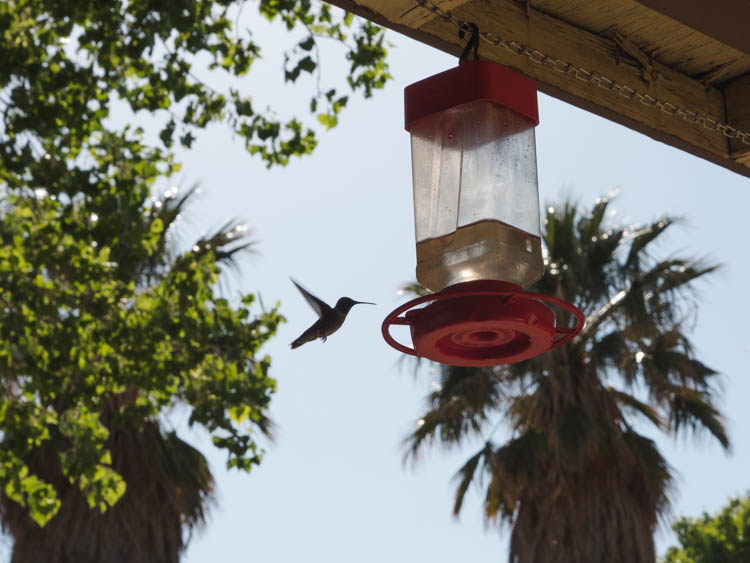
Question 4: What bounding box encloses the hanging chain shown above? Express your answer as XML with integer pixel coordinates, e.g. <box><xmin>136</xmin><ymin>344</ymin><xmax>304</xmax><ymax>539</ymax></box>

<box><xmin>415</xmin><ymin>0</ymin><xmax>750</xmax><ymax>148</ymax></box>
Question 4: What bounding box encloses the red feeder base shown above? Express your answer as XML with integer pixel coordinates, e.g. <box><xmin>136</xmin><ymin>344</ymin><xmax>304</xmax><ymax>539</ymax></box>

<box><xmin>382</xmin><ymin>280</ymin><xmax>584</xmax><ymax>367</ymax></box>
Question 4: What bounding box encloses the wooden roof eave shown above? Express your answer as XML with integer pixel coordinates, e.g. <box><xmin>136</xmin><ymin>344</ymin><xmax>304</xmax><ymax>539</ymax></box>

<box><xmin>327</xmin><ymin>0</ymin><xmax>750</xmax><ymax>179</ymax></box>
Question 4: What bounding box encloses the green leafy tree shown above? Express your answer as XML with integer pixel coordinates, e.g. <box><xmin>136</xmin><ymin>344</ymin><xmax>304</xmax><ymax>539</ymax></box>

<box><xmin>0</xmin><ymin>159</ymin><xmax>283</xmax><ymax>560</ymax></box>
<box><xmin>662</xmin><ymin>492</ymin><xmax>750</xmax><ymax>563</ymax></box>
<box><xmin>0</xmin><ymin>0</ymin><xmax>390</xmax><ymax>557</ymax></box>
<box><xmin>404</xmin><ymin>195</ymin><xmax>728</xmax><ymax>563</ymax></box>
<box><xmin>0</xmin><ymin>0</ymin><xmax>390</xmax><ymax>177</ymax></box>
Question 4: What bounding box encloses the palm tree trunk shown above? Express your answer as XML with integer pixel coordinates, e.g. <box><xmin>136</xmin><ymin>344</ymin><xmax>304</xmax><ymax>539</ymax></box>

<box><xmin>3</xmin><ymin>422</ymin><xmax>211</xmax><ymax>563</ymax></box>
<box><xmin>508</xmin><ymin>355</ymin><xmax>662</xmax><ymax>563</ymax></box>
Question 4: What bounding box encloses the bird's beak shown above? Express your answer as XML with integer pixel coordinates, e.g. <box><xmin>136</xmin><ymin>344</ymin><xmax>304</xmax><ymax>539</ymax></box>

<box><xmin>354</xmin><ymin>301</ymin><xmax>376</xmax><ymax>305</ymax></box>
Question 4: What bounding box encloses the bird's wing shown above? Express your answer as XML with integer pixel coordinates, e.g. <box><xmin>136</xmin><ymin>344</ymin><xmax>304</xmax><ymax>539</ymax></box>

<box><xmin>290</xmin><ymin>278</ymin><xmax>332</xmax><ymax>318</ymax></box>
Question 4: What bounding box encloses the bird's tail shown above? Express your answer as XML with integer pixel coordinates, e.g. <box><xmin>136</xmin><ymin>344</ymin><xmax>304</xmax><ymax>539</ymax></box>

<box><xmin>290</xmin><ymin>326</ymin><xmax>318</xmax><ymax>349</ymax></box>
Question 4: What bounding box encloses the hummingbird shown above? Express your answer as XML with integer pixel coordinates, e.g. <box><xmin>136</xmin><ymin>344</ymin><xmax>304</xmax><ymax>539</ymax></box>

<box><xmin>289</xmin><ymin>278</ymin><xmax>375</xmax><ymax>349</ymax></box>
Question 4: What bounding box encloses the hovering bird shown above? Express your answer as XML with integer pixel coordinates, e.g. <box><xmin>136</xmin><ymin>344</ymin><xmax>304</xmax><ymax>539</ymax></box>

<box><xmin>290</xmin><ymin>278</ymin><xmax>374</xmax><ymax>349</ymax></box>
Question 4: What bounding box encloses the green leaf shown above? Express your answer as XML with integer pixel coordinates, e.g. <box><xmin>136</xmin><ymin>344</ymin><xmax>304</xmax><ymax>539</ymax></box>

<box><xmin>317</xmin><ymin>113</ymin><xmax>338</xmax><ymax>129</ymax></box>
<box><xmin>297</xmin><ymin>56</ymin><xmax>316</xmax><ymax>73</ymax></box>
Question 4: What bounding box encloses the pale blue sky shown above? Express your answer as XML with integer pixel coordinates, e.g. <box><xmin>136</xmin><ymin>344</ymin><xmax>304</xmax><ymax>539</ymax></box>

<box><xmin>3</xmin><ymin>7</ymin><xmax>748</xmax><ymax>562</ymax></box>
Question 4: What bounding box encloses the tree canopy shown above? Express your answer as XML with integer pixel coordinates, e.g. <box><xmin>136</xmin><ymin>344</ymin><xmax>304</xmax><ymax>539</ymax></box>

<box><xmin>0</xmin><ymin>0</ymin><xmax>390</xmax><ymax>528</ymax></box>
<box><xmin>663</xmin><ymin>492</ymin><xmax>750</xmax><ymax>563</ymax></box>
<box><xmin>0</xmin><ymin>154</ymin><xmax>284</xmax><ymax>527</ymax></box>
<box><xmin>0</xmin><ymin>0</ymin><xmax>390</xmax><ymax>178</ymax></box>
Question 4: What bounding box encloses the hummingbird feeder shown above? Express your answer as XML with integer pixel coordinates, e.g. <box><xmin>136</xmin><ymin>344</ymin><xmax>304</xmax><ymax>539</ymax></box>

<box><xmin>382</xmin><ymin>57</ymin><xmax>584</xmax><ymax>367</ymax></box>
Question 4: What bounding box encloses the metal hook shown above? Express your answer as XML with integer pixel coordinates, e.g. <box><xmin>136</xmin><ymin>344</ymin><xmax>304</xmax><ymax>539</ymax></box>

<box><xmin>458</xmin><ymin>22</ymin><xmax>480</xmax><ymax>62</ymax></box>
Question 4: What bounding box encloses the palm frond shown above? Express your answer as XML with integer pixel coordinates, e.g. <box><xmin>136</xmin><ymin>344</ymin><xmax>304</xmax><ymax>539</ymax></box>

<box><xmin>577</xmin><ymin>254</ymin><xmax>716</xmax><ymax>343</ymax></box>
<box><xmin>632</xmin><ymin>258</ymin><xmax>695</xmax><ymax>295</ymax></box>
<box><xmin>141</xmin><ymin>184</ymin><xmax>201</xmax><ymax>273</ymax></box>
<box><xmin>606</xmin><ymin>387</ymin><xmax>664</xmax><ymax>430</ymax></box>
<box><xmin>160</xmin><ymin>430</ymin><xmax>215</xmax><ymax>529</ymax></box>
<box><xmin>666</xmin><ymin>386</ymin><xmax>730</xmax><ymax>450</ymax></box>
<box><xmin>620</xmin><ymin>430</ymin><xmax>674</xmax><ymax>522</ymax></box>
<box><xmin>576</xmin><ymin>286</ymin><xmax>629</xmax><ymax>342</ymax></box>
<box><xmin>655</xmin><ymin>260</ymin><xmax>721</xmax><ymax>295</ymax></box>
<box><xmin>181</xmin><ymin>221</ymin><xmax>257</xmax><ymax>297</ymax></box>
<box><xmin>402</xmin><ymin>366</ymin><xmax>503</xmax><ymax>462</ymax></box>
<box><xmin>586</xmin><ymin>330</ymin><xmax>639</xmax><ymax>386</ymax></box>
<box><xmin>578</xmin><ymin>197</ymin><xmax>609</xmax><ymax>242</ymax></box>
<box><xmin>156</xmin><ymin>185</ymin><xmax>199</xmax><ymax>240</ymax></box>
<box><xmin>583</xmin><ymin>231</ymin><xmax>624</xmax><ymax>280</ymax></box>
<box><xmin>543</xmin><ymin>199</ymin><xmax>580</xmax><ymax>266</ymax></box>
<box><xmin>193</xmin><ymin>220</ymin><xmax>256</xmax><ymax>266</ymax></box>
<box><xmin>452</xmin><ymin>442</ymin><xmax>492</xmax><ymax>516</ymax></box>
<box><xmin>402</xmin><ymin>400</ymin><xmax>486</xmax><ymax>462</ymax></box>
<box><xmin>640</xmin><ymin>330</ymin><xmax>721</xmax><ymax>395</ymax></box>
<box><xmin>251</xmin><ymin>411</ymin><xmax>276</xmax><ymax>445</ymax></box>
<box><xmin>625</xmin><ymin>217</ymin><xmax>678</xmax><ymax>271</ymax></box>
<box><xmin>484</xmin><ymin>431</ymin><xmax>548</xmax><ymax>524</ymax></box>
<box><xmin>436</xmin><ymin>365</ymin><xmax>505</xmax><ymax>411</ymax></box>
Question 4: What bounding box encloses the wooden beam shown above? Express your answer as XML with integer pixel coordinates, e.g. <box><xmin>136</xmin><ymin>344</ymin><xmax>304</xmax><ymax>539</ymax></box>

<box><xmin>421</xmin><ymin>0</ymin><xmax>729</xmax><ymax>157</ymax></box>
<box><xmin>399</xmin><ymin>0</ymin><xmax>472</xmax><ymax>27</ymax></box>
<box><xmin>325</xmin><ymin>0</ymin><xmax>750</xmax><ymax>179</ymax></box>
<box><xmin>724</xmin><ymin>73</ymin><xmax>750</xmax><ymax>166</ymax></box>
<box><xmin>634</xmin><ymin>0</ymin><xmax>750</xmax><ymax>56</ymax></box>
<box><xmin>357</xmin><ymin>0</ymin><xmax>471</xmax><ymax>27</ymax></box>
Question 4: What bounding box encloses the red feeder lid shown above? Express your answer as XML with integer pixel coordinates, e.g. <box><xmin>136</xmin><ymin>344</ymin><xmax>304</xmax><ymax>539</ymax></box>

<box><xmin>382</xmin><ymin>280</ymin><xmax>583</xmax><ymax>367</ymax></box>
<box><xmin>404</xmin><ymin>60</ymin><xmax>539</xmax><ymax>131</ymax></box>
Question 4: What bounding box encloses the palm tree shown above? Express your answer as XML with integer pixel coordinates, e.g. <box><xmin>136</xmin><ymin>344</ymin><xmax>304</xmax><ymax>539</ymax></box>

<box><xmin>2</xmin><ymin>424</ymin><xmax>214</xmax><ymax>563</ymax></box>
<box><xmin>0</xmin><ymin>186</ymin><xmax>273</xmax><ymax>562</ymax></box>
<box><xmin>403</xmin><ymin>194</ymin><xmax>728</xmax><ymax>563</ymax></box>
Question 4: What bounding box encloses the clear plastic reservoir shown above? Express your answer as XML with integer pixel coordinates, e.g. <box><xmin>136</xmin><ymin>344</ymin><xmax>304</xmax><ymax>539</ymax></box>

<box><xmin>409</xmin><ymin>100</ymin><xmax>543</xmax><ymax>292</ymax></box>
